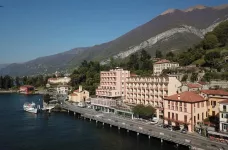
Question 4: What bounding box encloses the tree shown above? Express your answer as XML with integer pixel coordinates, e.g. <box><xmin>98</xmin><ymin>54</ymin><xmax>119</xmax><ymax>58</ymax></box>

<box><xmin>43</xmin><ymin>94</ymin><xmax>51</xmax><ymax>104</ymax></box>
<box><xmin>132</xmin><ymin>104</ymin><xmax>155</xmax><ymax>119</ymax></box>
<box><xmin>15</xmin><ymin>76</ymin><xmax>20</xmax><ymax>87</ymax></box>
<box><xmin>181</xmin><ymin>74</ymin><xmax>188</xmax><ymax>82</ymax></box>
<box><xmin>190</xmin><ymin>73</ymin><xmax>198</xmax><ymax>82</ymax></box>
<box><xmin>213</xmin><ymin>20</ymin><xmax>228</xmax><ymax>46</ymax></box>
<box><xmin>204</xmin><ymin>51</ymin><xmax>220</xmax><ymax>67</ymax></box>
<box><xmin>165</xmin><ymin>51</ymin><xmax>175</xmax><ymax>61</ymax></box>
<box><xmin>155</xmin><ymin>50</ymin><xmax>163</xmax><ymax>58</ymax></box>
<box><xmin>3</xmin><ymin>75</ymin><xmax>12</xmax><ymax>89</ymax></box>
<box><xmin>127</xmin><ymin>53</ymin><xmax>139</xmax><ymax>70</ymax></box>
<box><xmin>0</xmin><ymin>76</ymin><xmax>3</xmax><ymax>89</ymax></box>
<box><xmin>202</xmin><ymin>33</ymin><xmax>218</xmax><ymax>49</ymax></box>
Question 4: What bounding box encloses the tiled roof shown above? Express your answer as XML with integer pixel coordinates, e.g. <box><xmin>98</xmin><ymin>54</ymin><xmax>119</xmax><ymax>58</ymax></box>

<box><xmin>155</xmin><ymin>59</ymin><xmax>170</xmax><ymax>64</ymax></box>
<box><xmin>219</xmin><ymin>99</ymin><xmax>228</xmax><ymax>104</ymax></box>
<box><xmin>198</xmin><ymin>81</ymin><xmax>207</xmax><ymax>85</ymax></box>
<box><xmin>70</xmin><ymin>93</ymin><xmax>78</xmax><ymax>96</ymax></box>
<box><xmin>187</xmin><ymin>83</ymin><xmax>202</xmax><ymax>88</ymax></box>
<box><xmin>130</xmin><ymin>73</ymin><xmax>137</xmax><ymax>77</ymax></box>
<box><xmin>164</xmin><ymin>91</ymin><xmax>204</xmax><ymax>103</ymax></box>
<box><xmin>201</xmin><ymin>90</ymin><xmax>228</xmax><ymax>96</ymax></box>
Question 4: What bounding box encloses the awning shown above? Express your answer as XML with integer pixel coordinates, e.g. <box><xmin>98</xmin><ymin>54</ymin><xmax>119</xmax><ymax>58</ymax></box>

<box><xmin>208</xmin><ymin>131</ymin><xmax>228</xmax><ymax>138</ymax></box>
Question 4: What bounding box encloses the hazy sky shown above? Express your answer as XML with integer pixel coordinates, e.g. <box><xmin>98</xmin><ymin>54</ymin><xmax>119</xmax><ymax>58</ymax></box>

<box><xmin>0</xmin><ymin>0</ymin><xmax>227</xmax><ymax>64</ymax></box>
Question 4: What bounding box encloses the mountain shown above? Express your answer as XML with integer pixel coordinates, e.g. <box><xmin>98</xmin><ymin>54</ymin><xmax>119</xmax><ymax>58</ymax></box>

<box><xmin>0</xmin><ymin>64</ymin><xmax>9</xmax><ymax>70</ymax></box>
<box><xmin>1</xmin><ymin>4</ymin><xmax>228</xmax><ymax>76</ymax></box>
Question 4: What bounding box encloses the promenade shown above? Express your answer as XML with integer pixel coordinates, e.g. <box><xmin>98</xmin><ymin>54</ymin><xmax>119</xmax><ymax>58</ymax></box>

<box><xmin>60</xmin><ymin>101</ymin><xmax>228</xmax><ymax>150</ymax></box>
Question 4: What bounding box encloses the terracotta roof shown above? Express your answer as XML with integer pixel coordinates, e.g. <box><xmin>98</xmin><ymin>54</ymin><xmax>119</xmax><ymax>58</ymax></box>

<box><xmin>164</xmin><ymin>91</ymin><xmax>204</xmax><ymax>103</ymax></box>
<box><xmin>201</xmin><ymin>90</ymin><xmax>228</xmax><ymax>96</ymax></box>
<box><xmin>219</xmin><ymin>99</ymin><xmax>228</xmax><ymax>104</ymax></box>
<box><xmin>70</xmin><ymin>93</ymin><xmax>78</xmax><ymax>96</ymax></box>
<box><xmin>187</xmin><ymin>83</ymin><xmax>202</xmax><ymax>88</ymax></box>
<box><xmin>130</xmin><ymin>73</ymin><xmax>137</xmax><ymax>77</ymax></box>
<box><xmin>155</xmin><ymin>59</ymin><xmax>170</xmax><ymax>64</ymax></box>
<box><xmin>20</xmin><ymin>85</ymin><xmax>34</xmax><ymax>88</ymax></box>
<box><xmin>198</xmin><ymin>81</ymin><xmax>207</xmax><ymax>85</ymax></box>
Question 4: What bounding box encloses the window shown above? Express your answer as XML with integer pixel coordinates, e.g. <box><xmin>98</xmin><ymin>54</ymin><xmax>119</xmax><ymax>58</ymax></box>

<box><xmin>202</xmin><ymin>113</ymin><xmax>204</xmax><ymax>120</ymax></box>
<box><xmin>197</xmin><ymin>103</ymin><xmax>200</xmax><ymax>108</ymax></box>
<box><xmin>172</xmin><ymin>113</ymin><xmax>174</xmax><ymax>119</ymax></box>
<box><xmin>198</xmin><ymin>114</ymin><xmax>199</xmax><ymax>120</ymax></box>
<box><xmin>168</xmin><ymin>112</ymin><xmax>170</xmax><ymax>118</ymax></box>
<box><xmin>179</xmin><ymin>107</ymin><xmax>182</xmax><ymax>112</ymax></box>
<box><xmin>223</xmin><ymin>105</ymin><xmax>226</xmax><ymax>111</ymax></box>
<box><xmin>201</xmin><ymin>102</ymin><xmax>204</xmax><ymax>107</ymax></box>
<box><xmin>194</xmin><ymin>116</ymin><xmax>196</xmax><ymax>124</ymax></box>
<box><xmin>176</xmin><ymin>114</ymin><xmax>178</xmax><ymax>120</ymax></box>
<box><xmin>184</xmin><ymin>115</ymin><xmax>187</xmax><ymax>123</ymax></box>
<box><xmin>221</xmin><ymin>113</ymin><xmax>223</xmax><ymax>118</ymax></box>
<box><xmin>206</xmin><ymin>111</ymin><xmax>208</xmax><ymax>117</ymax></box>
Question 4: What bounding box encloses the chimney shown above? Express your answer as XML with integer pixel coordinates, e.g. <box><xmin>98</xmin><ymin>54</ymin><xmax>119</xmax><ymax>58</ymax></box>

<box><xmin>79</xmin><ymin>85</ymin><xmax>82</xmax><ymax>92</ymax></box>
<box><xmin>178</xmin><ymin>94</ymin><xmax>180</xmax><ymax>100</ymax></box>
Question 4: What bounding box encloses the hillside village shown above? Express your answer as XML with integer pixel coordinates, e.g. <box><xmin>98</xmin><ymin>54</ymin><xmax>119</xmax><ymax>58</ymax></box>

<box><xmin>0</xmin><ymin>15</ymin><xmax>228</xmax><ymax>145</ymax></box>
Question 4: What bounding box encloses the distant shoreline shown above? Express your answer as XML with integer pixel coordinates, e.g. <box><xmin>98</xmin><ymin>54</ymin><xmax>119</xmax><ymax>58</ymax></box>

<box><xmin>0</xmin><ymin>90</ymin><xmax>17</xmax><ymax>94</ymax></box>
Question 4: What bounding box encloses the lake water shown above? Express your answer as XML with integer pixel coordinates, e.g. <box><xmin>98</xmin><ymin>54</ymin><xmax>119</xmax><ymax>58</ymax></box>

<box><xmin>0</xmin><ymin>94</ymin><xmax>188</xmax><ymax>150</ymax></box>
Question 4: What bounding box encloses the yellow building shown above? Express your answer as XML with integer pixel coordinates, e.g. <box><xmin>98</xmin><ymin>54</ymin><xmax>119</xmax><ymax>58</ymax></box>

<box><xmin>69</xmin><ymin>85</ymin><xmax>90</xmax><ymax>103</ymax></box>
<box><xmin>200</xmin><ymin>90</ymin><xmax>228</xmax><ymax>116</ymax></box>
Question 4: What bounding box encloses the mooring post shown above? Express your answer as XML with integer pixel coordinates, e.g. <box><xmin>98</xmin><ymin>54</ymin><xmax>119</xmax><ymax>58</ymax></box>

<box><xmin>137</xmin><ymin>133</ymin><xmax>139</xmax><ymax>136</ymax></box>
<box><xmin>74</xmin><ymin>112</ymin><xmax>76</xmax><ymax>116</ymax></box>
<box><xmin>127</xmin><ymin>130</ymin><xmax>129</xmax><ymax>132</ymax></box>
<box><xmin>118</xmin><ymin>127</ymin><xmax>120</xmax><ymax>130</ymax></box>
<box><xmin>161</xmin><ymin>139</ymin><xmax>163</xmax><ymax>143</ymax></box>
<box><xmin>103</xmin><ymin>122</ymin><xmax>104</xmax><ymax>126</ymax></box>
<box><xmin>110</xmin><ymin>124</ymin><xmax>112</xmax><ymax>127</ymax></box>
<box><xmin>148</xmin><ymin>136</ymin><xmax>150</xmax><ymax>139</ymax></box>
<box><xmin>68</xmin><ymin>110</ymin><xmax>69</xmax><ymax>114</ymax></box>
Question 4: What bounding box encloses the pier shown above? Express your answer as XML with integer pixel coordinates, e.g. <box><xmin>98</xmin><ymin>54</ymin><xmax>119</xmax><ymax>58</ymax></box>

<box><xmin>60</xmin><ymin>101</ymin><xmax>228</xmax><ymax>150</ymax></box>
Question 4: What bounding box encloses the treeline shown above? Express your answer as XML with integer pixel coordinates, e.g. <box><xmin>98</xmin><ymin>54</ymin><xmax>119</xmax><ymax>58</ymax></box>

<box><xmin>0</xmin><ymin>75</ymin><xmax>53</xmax><ymax>90</ymax></box>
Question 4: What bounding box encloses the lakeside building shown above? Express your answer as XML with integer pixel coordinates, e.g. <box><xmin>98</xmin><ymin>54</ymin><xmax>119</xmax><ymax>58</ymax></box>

<box><xmin>178</xmin><ymin>83</ymin><xmax>209</xmax><ymax>93</ymax></box>
<box><xmin>19</xmin><ymin>85</ymin><xmax>35</xmax><ymax>94</ymax></box>
<box><xmin>68</xmin><ymin>85</ymin><xmax>89</xmax><ymax>103</ymax></box>
<box><xmin>153</xmin><ymin>59</ymin><xmax>179</xmax><ymax>75</ymax></box>
<box><xmin>56</xmin><ymin>85</ymin><xmax>72</xmax><ymax>95</ymax></box>
<box><xmin>47</xmin><ymin>77</ymin><xmax>71</xmax><ymax>85</ymax></box>
<box><xmin>125</xmin><ymin>75</ymin><xmax>182</xmax><ymax>109</ymax></box>
<box><xmin>163</xmin><ymin>91</ymin><xmax>208</xmax><ymax>132</ymax></box>
<box><xmin>219</xmin><ymin>100</ymin><xmax>228</xmax><ymax>133</ymax></box>
<box><xmin>200</xmin><ymin>90</ymin><xmax>228</xmax><ymax>116</ymax></box>
<box><xmin>96</xmin><ymin>67</ymin><xmax>130</xmax><ymax>98</ymax></box>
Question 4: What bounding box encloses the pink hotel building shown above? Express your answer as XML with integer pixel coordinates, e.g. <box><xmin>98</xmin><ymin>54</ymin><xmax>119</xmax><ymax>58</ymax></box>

<box><xmin>163</xmin><ymin>91</ymin><xmax>208</xmax><ymax>132</ymax></box>
<box><xmin>96</xmin><ymin>68</ymin><xmax>130</xmax><ymax>97</ymax></box>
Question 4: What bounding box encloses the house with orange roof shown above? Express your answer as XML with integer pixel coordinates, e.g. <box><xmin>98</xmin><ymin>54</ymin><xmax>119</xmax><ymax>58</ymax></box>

<box><xmin>68</xmin><ymin>85</ymin><xmax>89</xmax><ymax>103</ymax></box>
<box><xmin>19</xmin><ymin>85</ymin><xmax>35</xmax><ymax>94</ymax></box>
<box><xmin>153</xmin><ymin>59</ymin><xmax>179</xmax><ymax>75</ymax></box>
<box><xmin>219</xmin><ymin>100</ymin><xmax>228</xmax><ymax>133</ymax></box>
<box><xmin>178</xmin><ymin>83</ymin><xmax>209</xmax><ymax>93</ymax></box>
<box><xmin>200</xmin><ymin>90</ymin><xmax>228</xmax><ymax>117</ymax></box>
<box><xmin>163</xmin><ymin>91</ymin><xmax>208</xmax><ymax>132</ymax></box>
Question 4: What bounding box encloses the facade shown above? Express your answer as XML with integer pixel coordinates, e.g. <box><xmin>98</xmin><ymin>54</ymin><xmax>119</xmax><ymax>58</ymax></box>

<box><xmin>91</xmin><ymin>97</ymin><xmax>117</xmax><ymax>113</ymax></box>
<box><xmin>19</xmin><ymin>85</ymin><xmax>35</xmax><ymax>94</ymax></box>
<box><xmin>125</xmin><ymin>75</ymin><xmax>182</xmax><ymax>108</ymax></box>
<box><xmin>210</xmin><ymin>80</ymin><xmax>228</xmax><ymax>89</ymax></box>
<box><xmin>164</xmin><ymin>91</ymin><xmax>208</xmax><ymax>132</ymax></box>
<box><xmin>178</xmin><ymin>83</ymin><xmax>205</xmax><ymax>93</ymax></box>
<box><xmin>56</xmin><ymin>85</ymin><xmax>72</xmax><ymax>94</ymax></box>
<box><xmin>200</xmin><ymin>90</ymin><xmax>228</xmax><ymax>116</ymax></box>
<box><xmin>48</xmin><ymin>77</ymin><xmax>71</xmax><ymax>85</ymax></box>
<box><xmin>153</xmin><ymin>59</ymin><xmax>179</xmax><ymax>75</ymax></box>
<box><xmin>68</xmin><ymin>85</ymin><xmax>89</xmax><ymax>103</ymax></box>
<box><xmin>219</xmin><ymin>100</ymin><xmax>228</xmax><ymax>133</ymax></box>
<box><xmin>96</xmin><ymin>68</ymin><xmax>130</xmax><ymax>98</ymax></box>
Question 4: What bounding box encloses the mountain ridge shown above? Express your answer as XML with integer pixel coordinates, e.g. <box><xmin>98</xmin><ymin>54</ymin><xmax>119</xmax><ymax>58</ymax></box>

<box><xmin>1</xmin><ymin>4</ymin><xmax>228</xmax><ymax>76</ymax></box>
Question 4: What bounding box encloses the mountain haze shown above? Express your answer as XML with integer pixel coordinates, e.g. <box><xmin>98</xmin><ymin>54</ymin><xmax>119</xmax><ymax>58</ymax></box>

<box><xmin>1</xmin><ymin>4</ymin><xmax>228</xmax><ymax>76</ymax></box>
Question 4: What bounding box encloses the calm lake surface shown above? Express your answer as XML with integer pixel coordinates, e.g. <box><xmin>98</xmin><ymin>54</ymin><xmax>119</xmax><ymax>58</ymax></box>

<box><xmin>0</xmin><ymin>94</ymin><xmax>188</xmax><ymax>150</ymax></box>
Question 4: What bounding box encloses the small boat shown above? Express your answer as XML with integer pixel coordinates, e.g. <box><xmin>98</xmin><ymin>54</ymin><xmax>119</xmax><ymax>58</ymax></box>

<box><xmin>23</xmin><ymin>102</ymin><xmax>38</xmax><ymax>114</ymax></box>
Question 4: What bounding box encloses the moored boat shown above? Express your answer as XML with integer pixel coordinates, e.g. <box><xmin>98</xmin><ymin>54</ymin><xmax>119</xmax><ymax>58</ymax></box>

<box><xmin>23</xmin><ymin>102</ymin><xmax>38</xmax><ymax>114</ymax></box>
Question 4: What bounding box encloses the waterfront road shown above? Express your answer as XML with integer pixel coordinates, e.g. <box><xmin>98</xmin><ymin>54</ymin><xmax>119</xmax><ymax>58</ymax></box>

<box><xmin>61</xmin><ymin>102</ymin><xmax>228</xmax><ymax>150</ymax></box>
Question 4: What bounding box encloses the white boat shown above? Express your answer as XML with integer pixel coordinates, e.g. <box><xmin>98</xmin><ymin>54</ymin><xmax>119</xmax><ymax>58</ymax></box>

<box><xmin>23</xmin><ymin>102</ymin><xmax>38</xmax><ymax>114</ymax></box>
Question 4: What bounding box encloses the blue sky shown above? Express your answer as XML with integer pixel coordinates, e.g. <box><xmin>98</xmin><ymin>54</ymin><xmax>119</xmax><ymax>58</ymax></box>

<box><xmin>0</xmin><ymin>0</ymin><xmax>227</xmax><ymax>64</ymax></box>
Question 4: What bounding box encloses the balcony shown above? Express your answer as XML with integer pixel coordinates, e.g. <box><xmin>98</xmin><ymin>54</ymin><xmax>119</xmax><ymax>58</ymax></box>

<box><xmin>163</xmin><ymin>117</ymin><xmax>190</xmax><ymax>125</ymax></box>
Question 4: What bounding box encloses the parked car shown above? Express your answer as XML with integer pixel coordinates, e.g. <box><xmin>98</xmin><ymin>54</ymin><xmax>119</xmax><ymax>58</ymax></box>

<box><xmin>181</xmin><ymin>129</ymin><xmax>187</xmax><ymax>134</ymax></box>
<box><xmin>173</xmin><ymin>126</ymin><xmax>181</xmax><ymax>131</ymax></box>
<box><xmin>163</xmin><ymin>124</ymin><xmax>169</xmax><ymax>128</ymax></box>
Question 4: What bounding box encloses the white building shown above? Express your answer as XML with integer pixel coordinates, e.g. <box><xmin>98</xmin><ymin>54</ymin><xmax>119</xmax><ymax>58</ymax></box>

<box><xmin>153</xmin><ymin>59</ymin><xmax>179</xmax><ymax>75</ymax></box>
<box><xmin>91</xmin><ymin>97</ymin><xmax>117</xmax><ymax>113</ymax></box>
<box><xmin>57</xmin><ymin>85</ymin><xmax>72</xmax><ymax>95</ymax></box>
<box><xmin>125</xmin><ymin>75</ymin><xmax>182</xmax><ymax>108</ymax></box>
<box><xmin>219</xmin><ymin>100</ymin><xmax>228</xmax><ymax>133</ymax></box>
<box><xmin>48</xmin><ymin>77</ymin><xmax>71</xmax><ymax>85</ymax></box>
